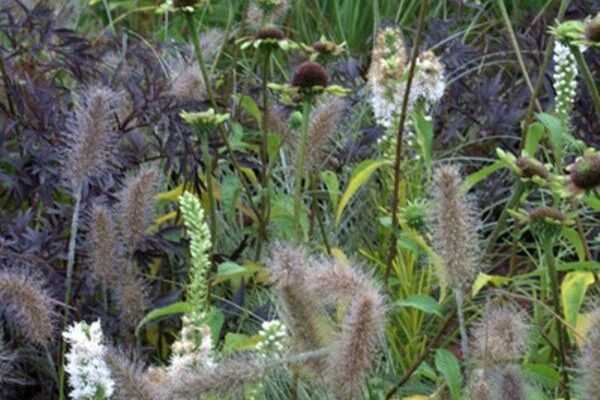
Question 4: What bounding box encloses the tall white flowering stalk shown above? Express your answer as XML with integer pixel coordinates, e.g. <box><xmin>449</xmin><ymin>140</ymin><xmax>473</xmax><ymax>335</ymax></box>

<box><xmin>553</xmin><ymin>41</ymin><xmax>579</xmax><ymax>124</ymax></box>
<box><xmin>368</xmin><ymin>27</ymin><xmax>446</xmax><ymax>147</ymax></box>
<box><xmin>168</xmin><ymin>315</ymin><xmax>215</xmax><ymax>376</ymax></box>
<box><xmin>178</xmin><ymin>191</ymin><xmax>212</xmax><ymax>314</ymax></box>
<box><xmin>256</xmin><ymin>319</ymin><xmax>288</xmax><ymax>357</ymax></box>
<box><xmin>63</xmin><ymin>320</ymin><xmax>114</xmax><ymax>400</ymax></box>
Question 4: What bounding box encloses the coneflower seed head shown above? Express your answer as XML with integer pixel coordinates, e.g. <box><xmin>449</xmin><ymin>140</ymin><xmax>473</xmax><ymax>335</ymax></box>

<box><xmin>291</xmin><ymin>61</ymin><xmax>329</xmax><ymax>89</ymax></box>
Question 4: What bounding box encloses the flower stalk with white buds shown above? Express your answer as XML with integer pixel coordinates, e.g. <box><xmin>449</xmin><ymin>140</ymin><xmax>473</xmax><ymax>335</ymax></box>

<box><xmin>63</xmin><ymin>320</ymin><xmax>114</xmax><ymax>400</ymax></box>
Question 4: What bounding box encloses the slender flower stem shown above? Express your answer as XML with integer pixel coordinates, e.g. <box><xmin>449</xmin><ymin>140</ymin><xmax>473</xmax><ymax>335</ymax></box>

<box><xmin>520</xmin><ymin>0</ymin><xmax>571</xmax><ymax>149</ymax></box>
<box><xmin>455</xmin><ymin>289</ymin><xmax>469</xmax><ymax>359</ymax></box>
<box><xmin>384</xmin><ymin>0</ymin><xmax>429</xmax><ymax>286</ymax></box>
<box><xmin>59</xmin><ymin>183</ymin><xmax>83</xmax><ymax>400</ymax></box>
<box><xmin>498</xmin><ymin>0</ymin><xmax>542</xmax><ymax>112</ymax></box>
<box><xmin>543</xmin><ymin>237</ymin><xmax>571</xmax><ymax>400</ymax></box>
<box><xmin>184</xmin><ymin>11</ymin><xmax>263</xmax><ymax>235</ymax></box>
<box><xmin>255</xmin><ymin>51</ymin><xmax>272</xmax><ymax>259</ymax></box>
<box><xmin>485</xmin><ymin>181</ymin><xmax>526</xmax><ymax>259</ymax></box>
<box><xmin>293</xmin><ymin>100</ymin><xmax>312</xmax><ymax>242</ymax></box>
<box><xmin>570</xmin><ymin>44</ymin><xmax>600</xmax><ymax>118</ymax></box>
<box><xmin>202</xmin><ymin>134</ymin><xmax>217</xmax><ymax>243</ymax></box>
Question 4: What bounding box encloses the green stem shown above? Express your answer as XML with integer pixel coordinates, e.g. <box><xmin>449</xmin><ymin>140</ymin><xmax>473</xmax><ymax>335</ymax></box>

<box><xmin>543</xmin><ymin>237</ymin><xmax>571</xmax><ymax>400</ymax></box>
<box><xmin>571</xmin><ymin>44</ymin><xmax>600</xmax><ymax>118</ymax></box>
<box><xmin>384</xmin><ymin>0</ymin><xmax>428</xmax><ymax>286</ymax></box>
<box><xmin>293</xmin><ymin>100</ymin><xmax>312</xmax><ymax>242</ymax></box>
<box><xmin>255</xmin><ymin>51</ymin><xmax>272</xmax><ymax>260</ymax></box>
<box><xmin>498</xmin><ymin>0</ymin><xmax>542</xmax><ymax>113</ymax></box>
<box><xmin>484</xmin><ymin>181</ymin><xmax>526</xmax><ymax>259</ymax></box>
<box><xmin>455</xmin><ymin>289</ymin><xmax>469</xmax><ymax>360</ymax></box>
<box><xmin>520</xmin><ymin>0</ymin><xmax>571</xmax><ymax>147</ymax></box>
<box><xmin>59</xmin><ymin>183</ymin><xmax>83</xmax><ymax>400</ymax></box>
<box><xmin>184</xmin><ymin>11</ymin><xmax>263</xmax><ymax>236</ymax></box>
<box><xmin>202</xmin><ymin>135</ymin><xmax>217</xmax><ymax>244</ymax></box>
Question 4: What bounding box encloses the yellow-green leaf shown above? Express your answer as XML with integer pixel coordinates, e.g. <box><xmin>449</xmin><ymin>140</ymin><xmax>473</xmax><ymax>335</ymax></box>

<box><xmin>561</xmin><ymin>271</ymin><xmax>595</xmax><ymax>340</ymax></box>
<box><xmin>336</xmin><ymin>159</ymin><xmax>391</xmax><ymax>225</ymax></box>
<box><xmin>472</xmin><ymin>273</ymin><xmax>511</xmax><ymax>297</ymax></box>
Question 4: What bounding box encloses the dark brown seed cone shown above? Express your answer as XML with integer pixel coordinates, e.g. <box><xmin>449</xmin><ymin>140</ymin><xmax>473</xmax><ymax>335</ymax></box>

<box><xmin>516</xmin><ymin>156</ymin><xmax>549</xmax><ymax>179</ymax></box>
<box><xmin>585</xmin><ymin>18</ymin><xmax>600</xmax><ymax>43</ymax></box>
<box><xmin>174</xmin><ymin>0</ymin><xmax>198</xmax><ymax>7</ymax></box>
<box><xmin>570</xmin><ymin>154</ymin><xmax>600</xmax><ymax>191</ymax></box>
<box><xmin>528</xmin><ymin>207</ymin><xmax>566</xmax><ymax>223</ymax></box>
<box><xmin>256</xmin><ymin>26</ymin><xmax>285</xmax><ymax>40</ymax></box>
<box><xmin>291</xmin><ymin>61</ymin><xmax>328</xmax><ymax>88</ymax></box>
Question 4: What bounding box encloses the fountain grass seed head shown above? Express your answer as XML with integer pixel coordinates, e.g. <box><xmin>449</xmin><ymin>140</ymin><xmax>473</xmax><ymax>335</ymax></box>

<box><xmin>430</xmin><ymin>165</ymin><xmax>481</xmax><ymax>290</ymax></box>
<box><xmin>62</xmin><ymin>85</ymin><xmax>122</xmax><ymax>191</ymax></box>
<box><xmin>471</xmin><ymin>304</ymin><xmax>529</xmax><ymax>365</ymax></box>
<box><xmin>0</xmin><ymin>269</ymin><xmax>54</xmax><ymax>346</ymax></box>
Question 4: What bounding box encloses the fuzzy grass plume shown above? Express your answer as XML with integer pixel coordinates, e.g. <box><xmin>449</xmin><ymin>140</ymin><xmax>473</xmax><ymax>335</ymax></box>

<box><xmin>471</xmin><ymin>304</ymin><xmax>529</xmax><ymax>366</ymax></box>
<box><xmin>0</xmin><ymin>270</ymin><xmax>54</xmax><ymax>346</ymax></box>
<box><xmin>578</xmin><ymin>307</ymin><xmax>600</xmax><ymax>400</ymax></box>
<box><xmin>105</xmin><ymin>348</ymin><xmax>161</xmax><ymax>400</ymax></box>
<box><xmin>87</xmin><ymin>204</ymin><xmax>120</xmax><ymax>286</ymax></box>
<box><xmin>268</xmin><ymin>244</ymin><xmax>324</xmax><ymax>362</ymax></box>
<box><xmin>62</xmin><ymin>85</ymin><xmax>122</xmax><ymax>191</ymax></box>
<box><xmin>117</xmin><ymin>167</ymin><xmax>160</xmax><ymax>255</ymax></box>
<box><xmin>431</xmin><ymin>164</ymin><xmax>480</xmax><ymax>358</ymax></box>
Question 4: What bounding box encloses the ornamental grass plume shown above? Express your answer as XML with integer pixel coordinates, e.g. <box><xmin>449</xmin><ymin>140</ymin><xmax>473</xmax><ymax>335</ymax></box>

<box><xmin>325</xmin><ymin>283</ymin><xmax>385</xmax><ymax>399</ymax></box>
<box><xmin>578</xmin><ymin>307</ymin><xmax>600</xmax><ymax>400</ymax></box>
<box><xmin>169</xmin><ymin>58</ymin><xmax>208</xmax><ymax>103</ymax></box>
<box><xmin>116</xmin><ymin>167</ymin><xmax>160</xmax><ymax>255</ymax></box>
<box><xmin>302</xmin><ymin>96</ymin><xmax>345</xmax><ymax>171</ymax></box>
<box><xmin>63</xmin><ymin>320</ymin><xmax>114</xmax><ymax>400</ymax></box>
<box><xmin>467</xmin><ymin>369</ymin><xmax>494</xmax><ymax>400</ymax></box>
<box><xmin>62</xmin><ymin>85</ymin><xmax>122</xmax><ymax>191</ymax></box>
<box><xmin>0</xmin><ymin>269</ymin><xmax>54</xmax><ymax>346</ymax></box>
<box><xmin>87</xmin><ymin>204</ymin><xmax>120</xmax><ymax>286</ymax></box>
<box><xmin>268</xmin><ymin>244</ymin><xmax>324</xmax><ymax>362</ymax></box>
<box><xmin>105</xmin><ymin>348</ymin><xmax>161</xmax><ymax>400</ymax></box>
<box><xmin>162</xmin><ymin>355</ymin><xmax>269</xmax><ymax>399</ymax></box>
<box><xmin>431</xmin><ymin>164</ymin><xmax>481</xmax><ymax>358</ymax></box>
<box><xmin>491</xmin><ymin>365</ymin><xmax>527</xmax><ymax>400</ymax></box>
<box><xmin>430</xmin><ymin>164</ymin><xmax>480</xmax><ymax>290</ymax></box>
<box><xmin>115</xmin><ymin>268</ymin><xmax>148</xmax><ymax>339</ymax></box>
<box><xmin>471</xmin><ymin>304</ymin><xmax>529</xmax><ymax>366</ymax></box>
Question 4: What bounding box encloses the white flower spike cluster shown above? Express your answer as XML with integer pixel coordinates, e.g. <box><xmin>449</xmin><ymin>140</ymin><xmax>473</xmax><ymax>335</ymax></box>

<box><xmin>552</xmin><ymin>41</ymin><xmax>579</xmax><ymax>123</ymax></box>
<box><xmin>168</xmin><ymin>314</ymin><xmax>215</xmax><ymax>375</ymax></box>
<box><xmin>255</xmin><ymin>319</ymin><xmax>288</xmax><ymax>357</ymax></box>
<box><xmin>368</xmin><ymin>27</ymin><xmax>446</xmax><ymax>131</ymax></box>
<box><xmin>63</xmin><ymin>320</ymin><xmax>114</xmax><ymax>400</ymax></box>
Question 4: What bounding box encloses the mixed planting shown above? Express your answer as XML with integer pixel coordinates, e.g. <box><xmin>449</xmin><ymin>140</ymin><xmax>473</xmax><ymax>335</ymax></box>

<box><xmin>1</xmin><ymin>0</ymin><xmax>600</xmax><ymax>399</ymax></box>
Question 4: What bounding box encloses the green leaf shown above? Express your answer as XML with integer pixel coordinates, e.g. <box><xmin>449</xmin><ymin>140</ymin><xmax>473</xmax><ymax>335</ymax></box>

<box><xmin>412</xmin><ymin>110</ymin><xmax>433</xmax><ymax>170</ymax></box>
<box><xmin>462</xmin><ymin>161</ymin><xmax>503</xmax><ymax>192</ymax></box>
<box><xmin>522</xmin><ymin>363</ymin><xmax>560</xmax><ymax>389</ymax></box>
<box><xmin>434</xmin><ymin>349</ymin><xmax>462</xmax><ymax>400</ymax></box>
<box><xmin>205</xmin><ymin>308</ymin><xmax>225</xmax><ymax>343</ymax></box>
<box><xmin>561</xmin><ymin>227</ymin><xmax>586</xmax><ymax>261</ymax></box>
<box><xmin>336</xmin><ymin>159</ymin><xmax>391</xmax><ymax>225</ymax></box>
<box><xmin>395</xmin><ymin>295</ymin><xmax>443</xmax><ymax>317</ymax></box>
<box><xmin>213</xmin><ymin>262</ymin><xmax>249</xmax><ymax>284</ymax></box>
<box><xmin>136</xmin><ymin>301</ymin><xmax>193</xmax><ymax>336</ymax></box>
<box><xmin>239</xmin><ymin>95</ymin><xmax>261</xmax><ymax>124</ymax></box>
<box><xmin>223</xmin><ymin>333</ymin><xmax>261</xmax><ymax>355</ymax></box>
<box><xmin>267</xmin><ymin>133</ymin><xmax>283</xmax><ymax>159</ymax></box>
<box><xmin>472</xmin><ymin>273</ymin><xmax>511</xmax><ymax>297</ymax></box>
<box><xmin>320</xmin><ymin>170</ymin><xmax>340</xmax><ymax>209</ymax></box>
<box><xmin>523</xmin><ymin>122</ymin><xmax>545</xmax><ymax>157</ymax></box>
<box><xmin>561</xmin><ymin>271</ymin><xmax>596</xmax><ymax>339</ymax></box>
<box><xmin>537</xmin><ymin>113</ymin><xmax>567</xmax><ymax>161</ymax></box>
